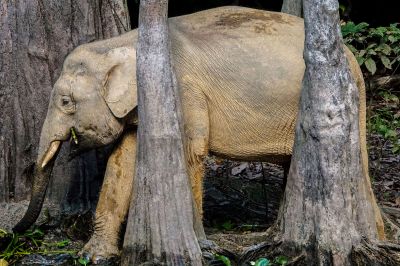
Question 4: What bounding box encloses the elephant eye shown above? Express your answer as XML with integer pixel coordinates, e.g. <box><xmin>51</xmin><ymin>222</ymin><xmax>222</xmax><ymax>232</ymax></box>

<box><xmin>62</xmin><ymin>98</ymin><xmax>70</xmax><ymax>106</ymax></box>
<box><xmin>60</xmin><ymin>95</ymin><xmax>75</xmax><ymax>113</ymax></box>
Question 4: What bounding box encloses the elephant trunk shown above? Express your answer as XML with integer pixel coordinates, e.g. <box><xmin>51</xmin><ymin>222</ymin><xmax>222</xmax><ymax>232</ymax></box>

<box><xmin>13</xmin><ymin>140</ymin><xmax>61</xmax><ymax>233</ymax></box>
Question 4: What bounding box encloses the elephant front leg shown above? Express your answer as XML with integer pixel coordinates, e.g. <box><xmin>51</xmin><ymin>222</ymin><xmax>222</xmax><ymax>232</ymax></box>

<box><xmin>80</xmin><ymin>130</ymin><xmax>137</xmax><ymax>263</ymax></box>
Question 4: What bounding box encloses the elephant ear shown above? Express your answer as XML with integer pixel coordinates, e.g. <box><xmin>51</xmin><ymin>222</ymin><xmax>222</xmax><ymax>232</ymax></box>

<box><xmin>102</xmin><ymin>47</ymin><xmax>137</xmax><ymax>118</ymax></box>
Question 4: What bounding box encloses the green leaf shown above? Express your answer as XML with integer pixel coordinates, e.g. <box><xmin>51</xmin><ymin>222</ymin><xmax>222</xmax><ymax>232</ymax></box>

<box><xmin>341</xmin><ymin>22</ymin><xmax>356</xmax><ymax>37</ymax></box>
<box><xmin>221</xmin><ymin>220</ymin><xmax>234</xmax><ymax>230</ymax></box>
<box><xmin>346</xmin><ymin>44</ymin><xmax>357</xmax><ymax>53</ymax></box>
<box><xmin>341</xmin><ymin>22</ymin><xmax>368</xmax><ymax>38</ymax></box>
<box><xmin>56</xmin><ymin>240</ymin><xmax>70</xmax><ymax>248</ymax></box>
<box><xmin>356</xmin><ymin>56</ymin><xmax>365</xmax><ymax>66</ymax></box>
<box><xmin>339</xmin><ymin>4</ymin><xmax>346</xmax><ymax>13</ymax></box>
<box><xmin>78</xmin><ymin>257</ymin><xmax>89</xmax><ymax>266</ymax></box>
<box><xmin>371</xmin><ymin>27</ymin><xmax>387</xmax><ymax>37</ymax></box>
<box><xmin>366</xmin><ymin>43</ymin><xmax>377</xmax><ymax>50</ymax></box>
<box><xmin>358</xmin><ymin>50</ymin><xmax>366</xmax><ymax>57</ymax></box>
<box><xmin>364</xmin><ymin>58</ymin><xmax>377</xmax><ymax>74</ymax></box>
<box><xmin>274</xmin><ymin>256</ymin><xmax>288</xmax><ymax>266</ymax></box>
<box><xmin>0</xmin><ymin>229</ymin><xmax>8</xmax><ymax>238</ymax></box>
<box><xmin>255</xmin><ymin>258</ymin><xmax>270</xmax><ymax>266</ymax></box>
<box><xmin>377</xmin><ymin>44</ymin><xmax>392</xmax><ymax>55</ymax></box>
<box><xmin>380</xmin><ymin>55</ymin><xmax>392</xmax><ymax>69</ymax></box>
<box><xmin>357</xmin><ymin>36</ymin><xmax>367</xmax><ymax>42</ymax></box>
<box><xmin>356</xmin><ymin>22</ymin><xmax>369</xmax><ymax>31</ymax></box>
<box><xmin>378</xmin><ymin>124</ymin><xmax>388</xmax><ymax>134</ymax></box>
<box><xmin>389</xmin><ymin>94</ymin><xmax>399</xmax><ymax>103</ymax></box>
<box><xmin>384</xmin><ymin>129</ymin><xmax>397</xmax><ymax>138</ymax></box>
<box><xmin>214</xmin><ymin>254</ymin><xmax>231</xmax><ymax>266</ymax></box>
<box><xmin>24</xmin><ymin>228</ymin><xmax>44</xmax><ymax>238</ymax></box>
<box><xmin>388</xmin><ymin>35</ymin><xmax>398</xmax><ymax>43</ymax></box>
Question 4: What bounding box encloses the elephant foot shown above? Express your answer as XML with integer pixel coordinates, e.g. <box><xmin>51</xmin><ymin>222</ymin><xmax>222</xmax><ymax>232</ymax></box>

<box><xmin>79</xmin><ymin>235</ymin><xmax>120</xmax><ymax>265</ymax></box>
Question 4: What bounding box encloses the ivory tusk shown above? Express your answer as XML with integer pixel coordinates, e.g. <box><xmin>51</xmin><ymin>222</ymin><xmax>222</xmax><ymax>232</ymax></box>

<box><xmin>41</xmin><ymin>141</ymin><xmax>61</xmax><ymax>169</ymax></box>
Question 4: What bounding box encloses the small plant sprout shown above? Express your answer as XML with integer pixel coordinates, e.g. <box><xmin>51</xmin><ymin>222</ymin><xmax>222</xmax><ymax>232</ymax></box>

<box><xmin>70</xmin><ymin>127</ymin><xmax>79</xmax><ymax>145</ymax></box>
<box><xmin>214</xmin><ymin>254</ymin><xmax>231</xmax><ymax>266</ymax></box>
<box><xmin>78</xmin><ymin>257</ymin><xmax>90</xmax><ymax>265</ymax></box>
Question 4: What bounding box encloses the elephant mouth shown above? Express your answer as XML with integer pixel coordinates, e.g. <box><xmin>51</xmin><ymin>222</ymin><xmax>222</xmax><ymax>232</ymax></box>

<box><xmin>67</xmin><ymin>133</ymin><xmax>105</xmax><ymax>160</ymax></box>
<box><xmin>68</xmin><ymin>142</ymin><xmax>90</xmax><ymax>160</ymax></box>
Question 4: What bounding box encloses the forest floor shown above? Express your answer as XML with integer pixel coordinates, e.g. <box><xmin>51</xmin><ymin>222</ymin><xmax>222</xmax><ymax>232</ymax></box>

<box><xmin>204</xmin><ymin>133</ymin><xmax>400</xmax><ymax>263</ymax></box>
<box><xmin>1</xmin><ymin>135</ymin><xmax>398</xmax><ymax>266</ymax></box>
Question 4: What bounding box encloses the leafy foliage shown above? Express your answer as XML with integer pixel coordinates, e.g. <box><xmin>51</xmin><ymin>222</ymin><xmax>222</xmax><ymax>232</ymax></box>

<box><xmin>78</xmin><ymin>257</ymin><xmax>90</xmax><ymax>265</ymax></box>
<box><xmin>221</xmin><ymin>220</ymin><xmax>234</xmax><ymax>230</ymax></box>
<box><xmin>0</xmin><ymin>228</ymin><xmax>76</xmax><ymax>265</ymax></box>
<box><xmin>342</xmin><ymin>22</ymin><xmax>400</xmax><ymax>154</ymax></box>
<box><xmin>274</xmin><ymin>255</ymin><xmax>288</xmax><ymax>265</ymax></box>
<box><xmin>214</xmin><ymin>254</ymin><xmax>231</xmax><ymax>266</ymax></box>
<box><xmin>368</xmin><ymin>91</ymin><xmax>400</xmax><ymax>154</ymax></box>
<box><xmin>342</xmin><ymin>22</ymin><xmax>400</xmax><ymax>75</ymax></box>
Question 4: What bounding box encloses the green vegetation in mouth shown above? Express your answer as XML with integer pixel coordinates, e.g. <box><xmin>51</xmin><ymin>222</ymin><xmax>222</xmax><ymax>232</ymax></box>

<box><xmin>70</xmin><ymin>127</ymin><xmax>79</xmax><ymax>145</ymax></box>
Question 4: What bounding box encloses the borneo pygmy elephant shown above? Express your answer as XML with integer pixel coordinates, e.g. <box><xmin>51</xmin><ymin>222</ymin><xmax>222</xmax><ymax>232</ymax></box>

<box><xmin>13</xmin><ymin>6</ymin><xmax>384</xmax><ymax>262</ymax></box>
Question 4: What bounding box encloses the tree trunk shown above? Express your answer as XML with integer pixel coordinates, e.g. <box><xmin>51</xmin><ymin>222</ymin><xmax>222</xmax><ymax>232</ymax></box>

<box><xmin>121</xmin><ymin>0</ymin><xmax>202</xmax><ymax>265</ymax></box>
<box><xmin>0</xmin><ymin>0</ymin><xmax>129</xmax><ymax>227</ymax></box>
<box><xmin>281</xmin><ymin>0</ymin><xmax>303</xmax><ymax>17</ymax></box>
<box><xmin>240</xmin><ymin>1</ymin><xmax>400</xmax><ymax>264</ymax></box>
<box><xmin>281</xmin><ymin>0</ymin><xmax>374</xmax><ymax>259</ymax></box>
<box><xmin>268</xmin><ymin>0</ymin><xmax>400</xmax><ymax>264</ymax></box>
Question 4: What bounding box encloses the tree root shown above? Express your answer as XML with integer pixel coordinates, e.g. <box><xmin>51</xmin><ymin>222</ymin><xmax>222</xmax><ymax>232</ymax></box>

<box><xmin>237</xmin><ymin>233</ymin><xmax>400</xmax><ymax>266</ymax></box>
<box><xmin>202</xmin><ymin>213</ymin><xmax>400</xmax><ymax>266</ymax></box>
<box><xmin>351</xmin><ymin>238</ymin><xmax>400</xmax><ymax>266</ymax></box>
<box><xmin>239</xmin><ymin>240</ymin><xmax>283</xmax><ymax>264</ymax></box>
<box><xmin>381</xmin><ymin>207</ymin><xmax>400</xmax><ymax>242</ymax></box>
<box><xmin>199</xmin><ymin>239</ymin><xmax>238</xmax><ymax>265</ymax></box>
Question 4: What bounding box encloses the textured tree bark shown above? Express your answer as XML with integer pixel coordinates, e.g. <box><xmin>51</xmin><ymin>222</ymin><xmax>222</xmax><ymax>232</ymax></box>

<box><xmin>239</xmin><ymin>2</ymin><xmax>400</xmax><ymax>264</ymax></box>
<box><xmin>273</xmin><ymin>0</ymin><xmax>399</xmax><ymax>264</ymax></box>
<box><xmin>280</xmin><ymin>0</ymin><xmax>375</xmax><ymax>261</ymax></box>
<box><xmin>281</xmin><ymin>0</ymin><xmax>303</xmax><ymax>17</ymax></box>
<box><xmin>0</xmin><ymin>0</ymin><xmax>129</xmax><ymax>215</ymax></box>
<box><xmin>121</xmin><ymin>0</ymin><xmax>203</xmax><ymax>265</ymax></box>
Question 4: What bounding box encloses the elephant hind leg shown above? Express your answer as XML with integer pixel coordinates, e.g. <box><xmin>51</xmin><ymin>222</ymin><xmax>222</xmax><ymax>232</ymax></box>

<box><xmin>186</xmin><ymin>137</ymin><xmax>208</xmax><ymax>218</ymax></box>
<box><xmin>182</xmin><ymin>89</ymin><xmax>209</xmax><ymax>218</ymax></box>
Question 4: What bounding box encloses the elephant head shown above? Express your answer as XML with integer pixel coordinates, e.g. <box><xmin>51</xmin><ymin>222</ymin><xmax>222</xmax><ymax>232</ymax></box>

<box><xmin>13</xmin><ymin>44</ymin><xmax>137</xmax><ymax>232</ymax></box>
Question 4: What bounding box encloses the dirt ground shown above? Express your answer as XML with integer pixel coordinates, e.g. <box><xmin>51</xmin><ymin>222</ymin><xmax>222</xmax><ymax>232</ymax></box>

<box><xmin>369</xmin><ymin>133</ymin><xmax>400</xmax><ymax>207</ymax></box>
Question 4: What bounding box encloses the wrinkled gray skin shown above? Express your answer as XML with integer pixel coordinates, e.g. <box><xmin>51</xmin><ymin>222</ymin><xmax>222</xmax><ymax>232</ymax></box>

<box><xmin>14</xmin><ymin>6</ymin><xmax>382</xmax><ymax>263</ymax></box>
